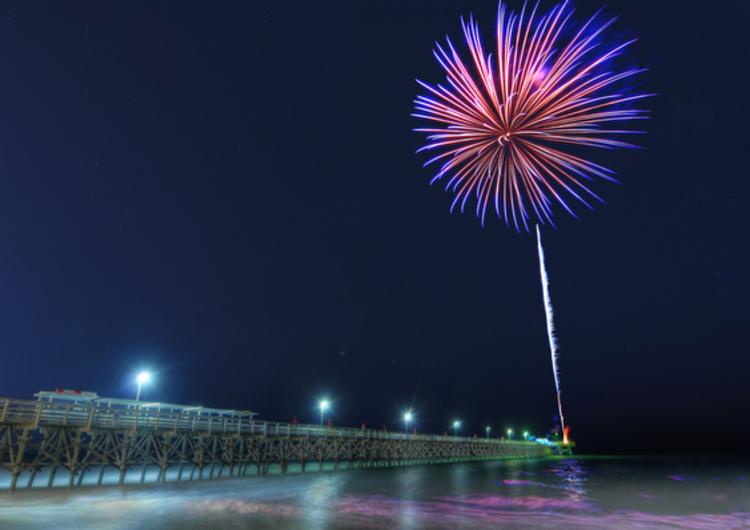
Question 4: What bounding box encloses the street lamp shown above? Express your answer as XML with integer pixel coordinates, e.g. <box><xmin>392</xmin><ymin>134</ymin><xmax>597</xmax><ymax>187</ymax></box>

<box><xmin>135</xmin><ymin>371</ymin><xmax>152</xmax><ymax>402</ymax></box>
<box><xmin>452</xmin><ymin>420</ymin><xmax>461</xmax><ymax>437</ymax></box>
<box><xmin>319</xmin><ymin>399</ymin><xmax>330</xmax><ymax>426</ymax></box>
<box><xmin>506</xmin><ymin>428</ymin><xmax>513</xmax><ymax>439</ymax></box>
<box><xmin>485</xmin><ymin>426</ymin><xmax>491</xmax><ymax>438</ymax></box>
<box><xmin>403</xmin><ymin>410</ymin><xmax>414</xmax><ymax>434</ymax></box>
<box><xmin>523</xmin><ymin>431</ymin><xmax>529</xmax><ymax>441</ymax></box>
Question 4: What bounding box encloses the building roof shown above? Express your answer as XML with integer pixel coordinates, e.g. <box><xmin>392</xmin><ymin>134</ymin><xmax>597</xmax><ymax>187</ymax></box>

<box><xmin>34</xmin><ymin>390</ymin><xmax>258</xmax><ymax>417</ymax></box>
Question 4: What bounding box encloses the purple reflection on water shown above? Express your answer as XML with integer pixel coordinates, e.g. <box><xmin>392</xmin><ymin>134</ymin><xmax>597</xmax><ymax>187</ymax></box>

<box><xmin>333</xmin><ymin>494</ymin><xmax>750</xmax><ymax>529</ymax></box>
<box><xmin>437</xmin><ymin>493</ymin><xmax>595</xmax><ymax>511</ymax></box>
<box><xmin>334</xmin><ymin>491</ymin><xmax>595</xmax><ymax>514</ymax></box>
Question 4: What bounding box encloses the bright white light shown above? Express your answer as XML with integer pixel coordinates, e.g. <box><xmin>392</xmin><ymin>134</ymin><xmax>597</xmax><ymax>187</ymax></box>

<box><xmin>136</xmin><ymin>371</ymin><xmax>152</xmax><ymax>385</ymax></box>
<box><xmin>319</xmin><ymin>399</ymin><xmax>330</xmax><ymax>412</ymax></box>
<box><xmin>403</xmin><ymin>410</ymin><xmax>414</xmax><ymax>423</ymax></box>
<box><xmin>486</xmin><ymin>426</ymin><xmax>491</xmax><ymax>432</ymax></box>
<box><xmin>453</xmin><ymin>420</ymin><xmax>461</xmax><ymax>429</ymax></box>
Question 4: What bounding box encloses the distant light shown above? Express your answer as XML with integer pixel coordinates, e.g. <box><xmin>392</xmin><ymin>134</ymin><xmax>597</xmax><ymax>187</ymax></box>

<box><xmin>485</xmin><ymin>426</ymin><xmax>491</xmax><ymax>432</ymax></box>
<box><xmin>523</xmin><ymin>431</ymin><xmax>529</xmax><ymax>440</ymax></box>
<box><xmin>453</xmin><ymin>420</ymin><xmax>461</xmax><ymax>429</ymax></box>
<box><xmin>403</xmin><ymin>410</ymin><xmax>414</xmax><ymax>423</ymax></box>
<box><xmin>507</xmin><ymin>428</ymin><xmax>513</xmax><ymax>437</ymax></box>
<box><xmin>136</xmin><ymin>371</ymin><xmax>152</xmax><ymax>385</ymax></box>
<box><xmin>317</xmin><ymin>398</ymin><xmax>331</xmax><ymax>426</ymax></box>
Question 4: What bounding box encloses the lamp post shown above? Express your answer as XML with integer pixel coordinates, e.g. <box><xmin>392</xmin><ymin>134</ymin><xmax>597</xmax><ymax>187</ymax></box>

<box><xmin>506</xmin><ymin>428</ymin><xmax>513</xmax><ymax>440</ymax></box>
<box><xmin>403</xmin><ymin>410</ymin><xmax>413</xmax><ymax>434</ymax></box>
<box><xmin>485</xmin><ymin>426</ymin><xmax>491</xmax><ymax>439</ymax></box>
<box><xmin>452</xmin><ymin>420</ymin><xmax>461</xmax><ymax>437</ymax></box>
<box><xmin>523</xmin><ymin>431</ymin><xmax>529</xmax><ymax>441</ymax></box>
<box><xmin>135</xmin><ymin>371</ymin><xmax>152</xmax><ymax>402</ymax></box>
<box><xmin>319</xmin><ymin>399</ymin><xmax>330</xmax><ymax>426</ymax></box>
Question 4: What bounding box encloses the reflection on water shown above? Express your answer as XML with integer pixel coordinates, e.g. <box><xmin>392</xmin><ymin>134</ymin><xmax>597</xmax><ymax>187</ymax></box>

<box><xmin>0</xmin><ymin>456</ymin><xmax>749</xmax><ymax>529</ymax></box>
<box><xmin>548</xmin><ymin>457</ymin><xmax>588</xmax><ymax>500</ymax></box>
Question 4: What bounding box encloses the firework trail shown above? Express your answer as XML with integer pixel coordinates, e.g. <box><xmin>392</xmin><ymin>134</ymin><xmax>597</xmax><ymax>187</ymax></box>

<box><xmin>536</xmin><ymin>225</ymin><xmax>565</xmax><ymax>434</ymax></box>
<box><xmin>414</xmin><ymin>1</ymin><xmax>649</xmax><ymax>439</ymax></box>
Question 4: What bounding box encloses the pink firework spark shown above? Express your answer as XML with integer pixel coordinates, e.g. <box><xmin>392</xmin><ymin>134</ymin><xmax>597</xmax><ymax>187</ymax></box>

<box><xmin>414</xmin><ymin>1</ymin><xmax>650</xmax><ymax>231</ymax></box>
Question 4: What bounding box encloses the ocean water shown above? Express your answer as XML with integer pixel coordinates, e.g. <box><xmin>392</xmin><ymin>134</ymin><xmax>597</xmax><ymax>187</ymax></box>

<box><xmin>0</xmin><ymin>456</ymin><xmax>748</xmax><ymax>529</ymax></box>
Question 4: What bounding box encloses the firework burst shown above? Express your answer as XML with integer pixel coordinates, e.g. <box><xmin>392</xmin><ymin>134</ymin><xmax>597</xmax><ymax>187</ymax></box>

<box><xmin>414</xmin><ymin>0</ymin><xmax>650</xmax><ymax>231</ymax></box>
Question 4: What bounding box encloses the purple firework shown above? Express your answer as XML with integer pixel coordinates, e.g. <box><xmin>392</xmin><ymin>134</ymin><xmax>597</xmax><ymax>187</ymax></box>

<box><xmin>414</xmin><ymin>0</ymin><xmax>650</xmax><ymax>231</ymax></box>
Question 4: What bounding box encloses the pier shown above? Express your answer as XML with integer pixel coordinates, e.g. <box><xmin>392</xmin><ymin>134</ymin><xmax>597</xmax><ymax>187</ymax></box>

<box><xmin>1</xmin><ymin>391</ymin><xmax>559</xmax><ymax>491</ymax></box>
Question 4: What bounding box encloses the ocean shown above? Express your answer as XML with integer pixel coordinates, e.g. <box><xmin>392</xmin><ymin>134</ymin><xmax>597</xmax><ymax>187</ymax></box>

<box><xmin>0</xmin><ymin>456</ymin><xmax>748</xmax><ymax>529</ymax></box>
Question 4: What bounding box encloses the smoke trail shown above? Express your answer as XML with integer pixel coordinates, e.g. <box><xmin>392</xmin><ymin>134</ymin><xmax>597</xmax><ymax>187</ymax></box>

<box><xmin>535</xmin><ymin>225</ymin><xmax>566</xmax><ymax>435</ymax></box>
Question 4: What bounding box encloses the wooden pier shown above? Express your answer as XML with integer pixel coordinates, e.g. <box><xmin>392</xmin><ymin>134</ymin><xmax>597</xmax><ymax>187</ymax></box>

<box><xmin>0</xmin><ymin>391</ymin><xmax>556</xmax><ymax>491</ymax></box>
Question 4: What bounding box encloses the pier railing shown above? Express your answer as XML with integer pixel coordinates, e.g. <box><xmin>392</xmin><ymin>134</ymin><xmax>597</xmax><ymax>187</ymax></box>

<box><xmin>0</xmin><ymin>397</ymin><xmax>519</xmax><ymax>444</ymax></box>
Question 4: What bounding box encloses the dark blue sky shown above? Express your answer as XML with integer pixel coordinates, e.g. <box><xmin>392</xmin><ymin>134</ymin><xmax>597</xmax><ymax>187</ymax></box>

<box><xmin>0</xmin><ymin>0</ymin><xmax>747</xmax><ymax>453</ymax></box>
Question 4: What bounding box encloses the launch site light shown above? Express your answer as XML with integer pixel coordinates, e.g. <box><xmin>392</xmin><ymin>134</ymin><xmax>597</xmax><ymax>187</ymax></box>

<box><xmin>135</xmin><ymin>371</ymin><xmax>152</xmax><ymax>402</ymax></box>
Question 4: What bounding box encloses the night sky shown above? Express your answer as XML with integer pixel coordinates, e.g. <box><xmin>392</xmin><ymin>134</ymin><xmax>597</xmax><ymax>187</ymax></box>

<box><xmin>0</xmin><ymin>0</ymin><xmax>747</xmax><ymax>454</ymax></box>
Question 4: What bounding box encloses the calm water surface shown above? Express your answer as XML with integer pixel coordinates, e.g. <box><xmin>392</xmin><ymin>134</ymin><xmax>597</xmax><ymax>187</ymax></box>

<box><xmin>0</xmin><ymin>456</ymin><xmax>748</xmax><ymax>529</ymax></box>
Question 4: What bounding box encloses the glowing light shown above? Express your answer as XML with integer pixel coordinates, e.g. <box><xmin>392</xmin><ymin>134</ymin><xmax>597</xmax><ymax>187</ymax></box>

<box><xmin>414</xmin><ymin>1</ymin><xmax>650</xmax><ymax>231</ymax></box>
<box><xmin>452</xmin><ymin>420</ymin><xmax>462</xmax><ymax>437</ymax></box>
<box><xmin>318</xmin><ymin>399</ymin><xmax>331</xmax><ymax>426</ymax></box>
<box><xmin>403</xmin><ymin>410</ymin><xmax>414</xmax><ymax>434</ymax></box>
<box><xmin>523</xmin><ymin>431</ymin><xmax>530</xmax><ymax>440</ymax></box>
<box><xmin>507</xmin><ymin>428</ymin><xmax>513</xmax><ymax>438</ymax></box>
<box><xmin>134</xmin><ymin>371</ymin><xmax>152</xmax><ymax>402</ymax></box>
